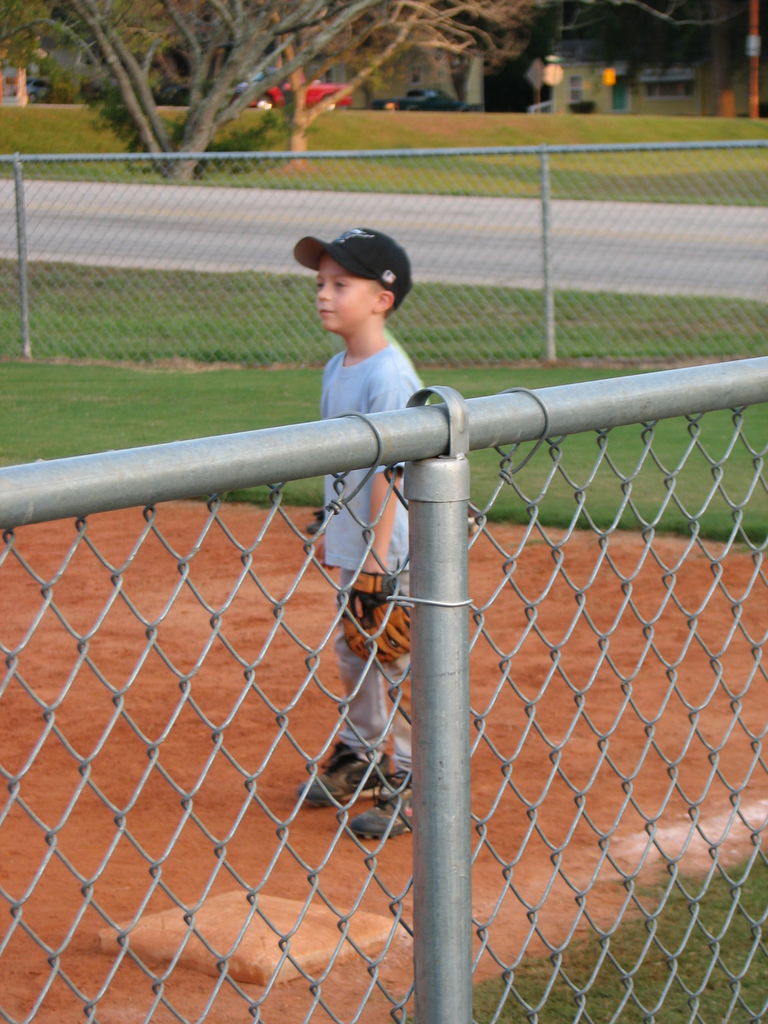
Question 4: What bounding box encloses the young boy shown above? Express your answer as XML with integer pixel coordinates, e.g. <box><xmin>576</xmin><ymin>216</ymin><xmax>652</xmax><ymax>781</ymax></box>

<box><xmin>293</xmin><ymin>227</ymin><xmax>422</xmax><ymax>839</ymax></box>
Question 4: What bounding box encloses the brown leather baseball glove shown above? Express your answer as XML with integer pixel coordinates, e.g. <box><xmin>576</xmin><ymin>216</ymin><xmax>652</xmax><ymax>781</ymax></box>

<box><xmin>342</xmin><ymin>571</ymin><xmax>411</xmax><ymax>662</ymax></box>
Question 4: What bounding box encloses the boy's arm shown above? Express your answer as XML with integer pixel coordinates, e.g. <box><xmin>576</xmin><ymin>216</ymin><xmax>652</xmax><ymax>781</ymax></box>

<box><xmin>363</xmin><ymin>469</ymin><xmax>399</xmax><ymax>573</ymax></box>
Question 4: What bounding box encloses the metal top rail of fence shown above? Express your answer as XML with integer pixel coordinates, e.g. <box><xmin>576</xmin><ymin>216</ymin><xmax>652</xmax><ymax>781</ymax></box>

<box><xmin>3</xmin><ymin>357</ymin><xmax>767</xmax><ymax>529</ymax></box>
<box><xmin>3</xmin><ymin>138</ymin><xmax>768</xmax><ymax>164</ymax></box>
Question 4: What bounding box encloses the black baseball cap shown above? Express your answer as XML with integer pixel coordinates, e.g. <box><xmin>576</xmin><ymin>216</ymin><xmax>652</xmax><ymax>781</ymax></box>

<box><xmin>293</xmin><ymin>227</ymin><xmax>412</xmax><ymax>309</ymax></box>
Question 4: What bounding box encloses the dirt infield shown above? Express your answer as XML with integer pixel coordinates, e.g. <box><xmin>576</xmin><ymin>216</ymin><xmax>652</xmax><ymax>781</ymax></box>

<box><xmin>1</xmin><ymin>501</ymin><xmax>764</xmax><ymax>1023</ymax></box>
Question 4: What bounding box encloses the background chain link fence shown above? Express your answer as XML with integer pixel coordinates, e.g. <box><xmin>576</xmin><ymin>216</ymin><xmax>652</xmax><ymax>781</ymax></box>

<box><xmin>1</xmin><ymin>142</ymin><xmax>766</xmax><ymax>367</ymax></box>
<box><xmin>1</xmin><ymin>360</ymin><xmax>766</xmax><ymax>1022</ymax></box>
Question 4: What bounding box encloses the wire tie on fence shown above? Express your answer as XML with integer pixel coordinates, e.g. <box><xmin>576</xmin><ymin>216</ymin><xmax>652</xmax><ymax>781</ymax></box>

<box><xmin>497</xmin><ymin>386</ymin><xmax>552</xmax><ymax>473</ymax></box>
<box><xmin>326</xmin><ymin>411</ymin><xmax>409</xmax><ymax>517</ymax></box>
<box><xmin>328</xmin><ymin>411</ymin><xmax>385</xmax><ymax>509</ymax></box>
<box><xmin>388</xmin><ymin>595</ymin><xmax>473</xmax><ymax>609</ymax></box>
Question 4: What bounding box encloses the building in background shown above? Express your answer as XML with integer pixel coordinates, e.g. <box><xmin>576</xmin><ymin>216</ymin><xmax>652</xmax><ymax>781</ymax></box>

<box><xmin>539</xmin><ymin>0</ymin><xmax>766</xmax><ymax>118</ymax></box>
<box><xmin>548</xmin><ymin>41</ymin><xmax>764</xmax><ymax>116</ymax></box>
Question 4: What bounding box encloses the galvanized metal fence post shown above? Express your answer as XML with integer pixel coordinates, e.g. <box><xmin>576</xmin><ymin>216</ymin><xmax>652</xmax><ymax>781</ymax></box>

<box><xmin>405</xmin><ymin>386</ymin><xmax>473</xmax><ymax>1024</ymax></box>
<box><xmin>539</xmin><ymin>146</ymin><xmax>556</xmax><ymax>362</ymax></box>
<box><xmin>13</xmin><ymin>153</ymin><xmax>31</xmax><ymax>359</ymax></box>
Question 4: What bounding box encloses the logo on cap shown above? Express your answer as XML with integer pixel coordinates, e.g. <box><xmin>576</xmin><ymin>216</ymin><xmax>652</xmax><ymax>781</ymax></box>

<box><xmin>335</xmin><ymin>228</ymin><xmax>375</xmax><ymax>244</ymax></box>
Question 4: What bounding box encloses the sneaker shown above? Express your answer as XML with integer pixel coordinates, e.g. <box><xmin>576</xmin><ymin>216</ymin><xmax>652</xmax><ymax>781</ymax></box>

<box><xmin>298</xmin><ymin>742</ymin><xmax>390</xmax><ymax>808</ymax></box>
<box><xmin>349</xmin><ymin>771</ymin><xmax>413</xmax><ymax>839</ymax></box>
<box><xmin>306</xmin><ymin>509</ymin><xmax>325</xmax><ymax>535</ymax></box>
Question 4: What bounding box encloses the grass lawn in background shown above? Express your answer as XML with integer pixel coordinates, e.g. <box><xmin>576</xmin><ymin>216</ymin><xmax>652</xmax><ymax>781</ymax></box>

<box><xmin>4</xmin><ymin>119</ymin><xmax>764</xmax><ymax>203</ymax></box>
<box><xmin>1</xmin><ymin>263</ymin><xmax>763</xmax><ymax>366</ymax></box>
<box><xmin>1</xmin><ymin>107</ymin><xmax>767</xmax><ymax>157</ymax></box>
<box><xmin>2</xmin><ymin>360</ymin><xmax>765</xmax><ymax>545</ymax></box>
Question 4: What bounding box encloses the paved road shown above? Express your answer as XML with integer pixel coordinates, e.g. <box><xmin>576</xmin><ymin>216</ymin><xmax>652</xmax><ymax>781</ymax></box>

<box><xmin>3</xmin><ymin>180</ymin><xmax>766</xmax><ymax>299</ymax></box>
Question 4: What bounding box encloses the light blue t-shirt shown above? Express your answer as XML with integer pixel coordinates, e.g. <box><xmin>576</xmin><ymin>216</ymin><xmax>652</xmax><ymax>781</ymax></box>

<box><xmin>321</xmin><ymin>343</ymin><xmax>422</xmax><ymax>571</ymax></box>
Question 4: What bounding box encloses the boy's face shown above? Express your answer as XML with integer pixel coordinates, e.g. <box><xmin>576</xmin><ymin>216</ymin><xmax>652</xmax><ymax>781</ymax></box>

<box><xmin>315</xmin><ymin>254</ymin><xmax>393</xmax><ymax>338</ymax></box>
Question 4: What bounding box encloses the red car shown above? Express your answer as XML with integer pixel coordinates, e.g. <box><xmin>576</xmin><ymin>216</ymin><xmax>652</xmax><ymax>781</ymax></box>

<box><xmin>236</xmin><ymin>77</ymin><xmax>352</xmax><ymax>110</ymax></box>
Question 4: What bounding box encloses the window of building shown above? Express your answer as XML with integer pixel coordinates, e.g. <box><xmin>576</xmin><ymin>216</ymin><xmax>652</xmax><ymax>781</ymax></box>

<box><xmin>568</xmin><ymin>75</ymin><xmax>584</xmax><ymax>103</ymax></box>
<box><xmin>645</xmin><ymin>79</ymin><xmax>694</xmax><ymax>98</ymax></box>
<box><xmin>639</xmin><ymin>68</ymin><xmax>695</xmax><ymax>100</ymax></box>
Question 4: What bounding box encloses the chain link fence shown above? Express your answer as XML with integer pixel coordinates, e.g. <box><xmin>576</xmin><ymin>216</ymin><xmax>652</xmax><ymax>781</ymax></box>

<box><xmin>1</xmin><ymin>358</ymin><xmax>767</xmax><ymax>1023</ymax></box>
<box><xmin>1</xmin><ymin>141</ymin><xmax>766</xmax><ymax>367</ymax></box>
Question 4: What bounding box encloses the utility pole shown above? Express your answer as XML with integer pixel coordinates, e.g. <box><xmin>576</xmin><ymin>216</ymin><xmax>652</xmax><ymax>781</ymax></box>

<box><xmin>747</xmin><ymin>0</ymin><xmax>761</xmax><ymax>118</ymax></box>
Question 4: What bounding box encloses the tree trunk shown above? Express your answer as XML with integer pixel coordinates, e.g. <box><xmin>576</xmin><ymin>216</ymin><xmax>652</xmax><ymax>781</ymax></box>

<box><xmin>287</xmin><ymin>100</ymin><xmax>311</xmax><ymax>171</ymax></box>
<box><xmin>285</xmin><ymin>63</ymin><xmax>311</xmax><ymax>167</ymax></box>
<box><xmin>289</xmin><ymin>125</ymin><xmax>309</xmax><ymax>153</ymax></box>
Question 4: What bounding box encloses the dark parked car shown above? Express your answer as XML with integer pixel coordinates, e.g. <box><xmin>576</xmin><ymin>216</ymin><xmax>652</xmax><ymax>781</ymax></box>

<box><xmin>371</xmin><ymin>88</ymin><xmax>474</xmax><ymax>111</ymax></box>
<box><xmin>26</xmin><ymin>78</ymin><xmax>51</xmax><ymax>103</ymax></box>
<box><xmin>154</xmin><ymin>82</ymin><xmax>190</xmax><ymax>106</ymax></box>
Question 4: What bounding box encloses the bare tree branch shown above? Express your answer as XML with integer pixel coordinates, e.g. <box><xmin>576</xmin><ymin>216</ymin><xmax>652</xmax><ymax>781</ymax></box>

<box><xmin>19</xmin><ymin>0</ymin><xmax>734</xmax><ymax>171</ymax></box>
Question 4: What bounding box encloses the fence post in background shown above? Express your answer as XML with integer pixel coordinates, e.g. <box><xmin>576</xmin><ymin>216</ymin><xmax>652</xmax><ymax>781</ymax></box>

<box><xmin>13</xmin><ymin>154</ymin><xmax>31</xmax><ymax>359</ymax></box>
<box><xmin>539</xmin><ymin>146</ymin><xmax>556</xmax><ymax>362</ymax></box>
<box><xmin>405</xmin><ymin>386</ymin><xmax>472</xmax><ymax>1024</ymax></box>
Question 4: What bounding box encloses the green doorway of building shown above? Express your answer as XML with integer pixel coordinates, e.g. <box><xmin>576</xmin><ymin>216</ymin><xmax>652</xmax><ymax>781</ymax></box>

<box><xmin>612</xmin><ymin>77</ymin><xmax>629</xmax><ymax>111</ymax></box>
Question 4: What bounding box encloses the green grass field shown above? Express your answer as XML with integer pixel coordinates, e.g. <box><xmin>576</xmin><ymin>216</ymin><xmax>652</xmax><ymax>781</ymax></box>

<box><xmin>473</xmin><ymin>857</ymin><xmax>768</xmax><ymax>1021</ymax></box>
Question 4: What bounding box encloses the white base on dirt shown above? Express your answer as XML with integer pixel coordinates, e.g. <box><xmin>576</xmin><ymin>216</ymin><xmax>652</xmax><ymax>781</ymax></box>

<box><xmin>99</xmin><ymin>892</ymin><xmax>393</xmax><ymax>985</ymax></box>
